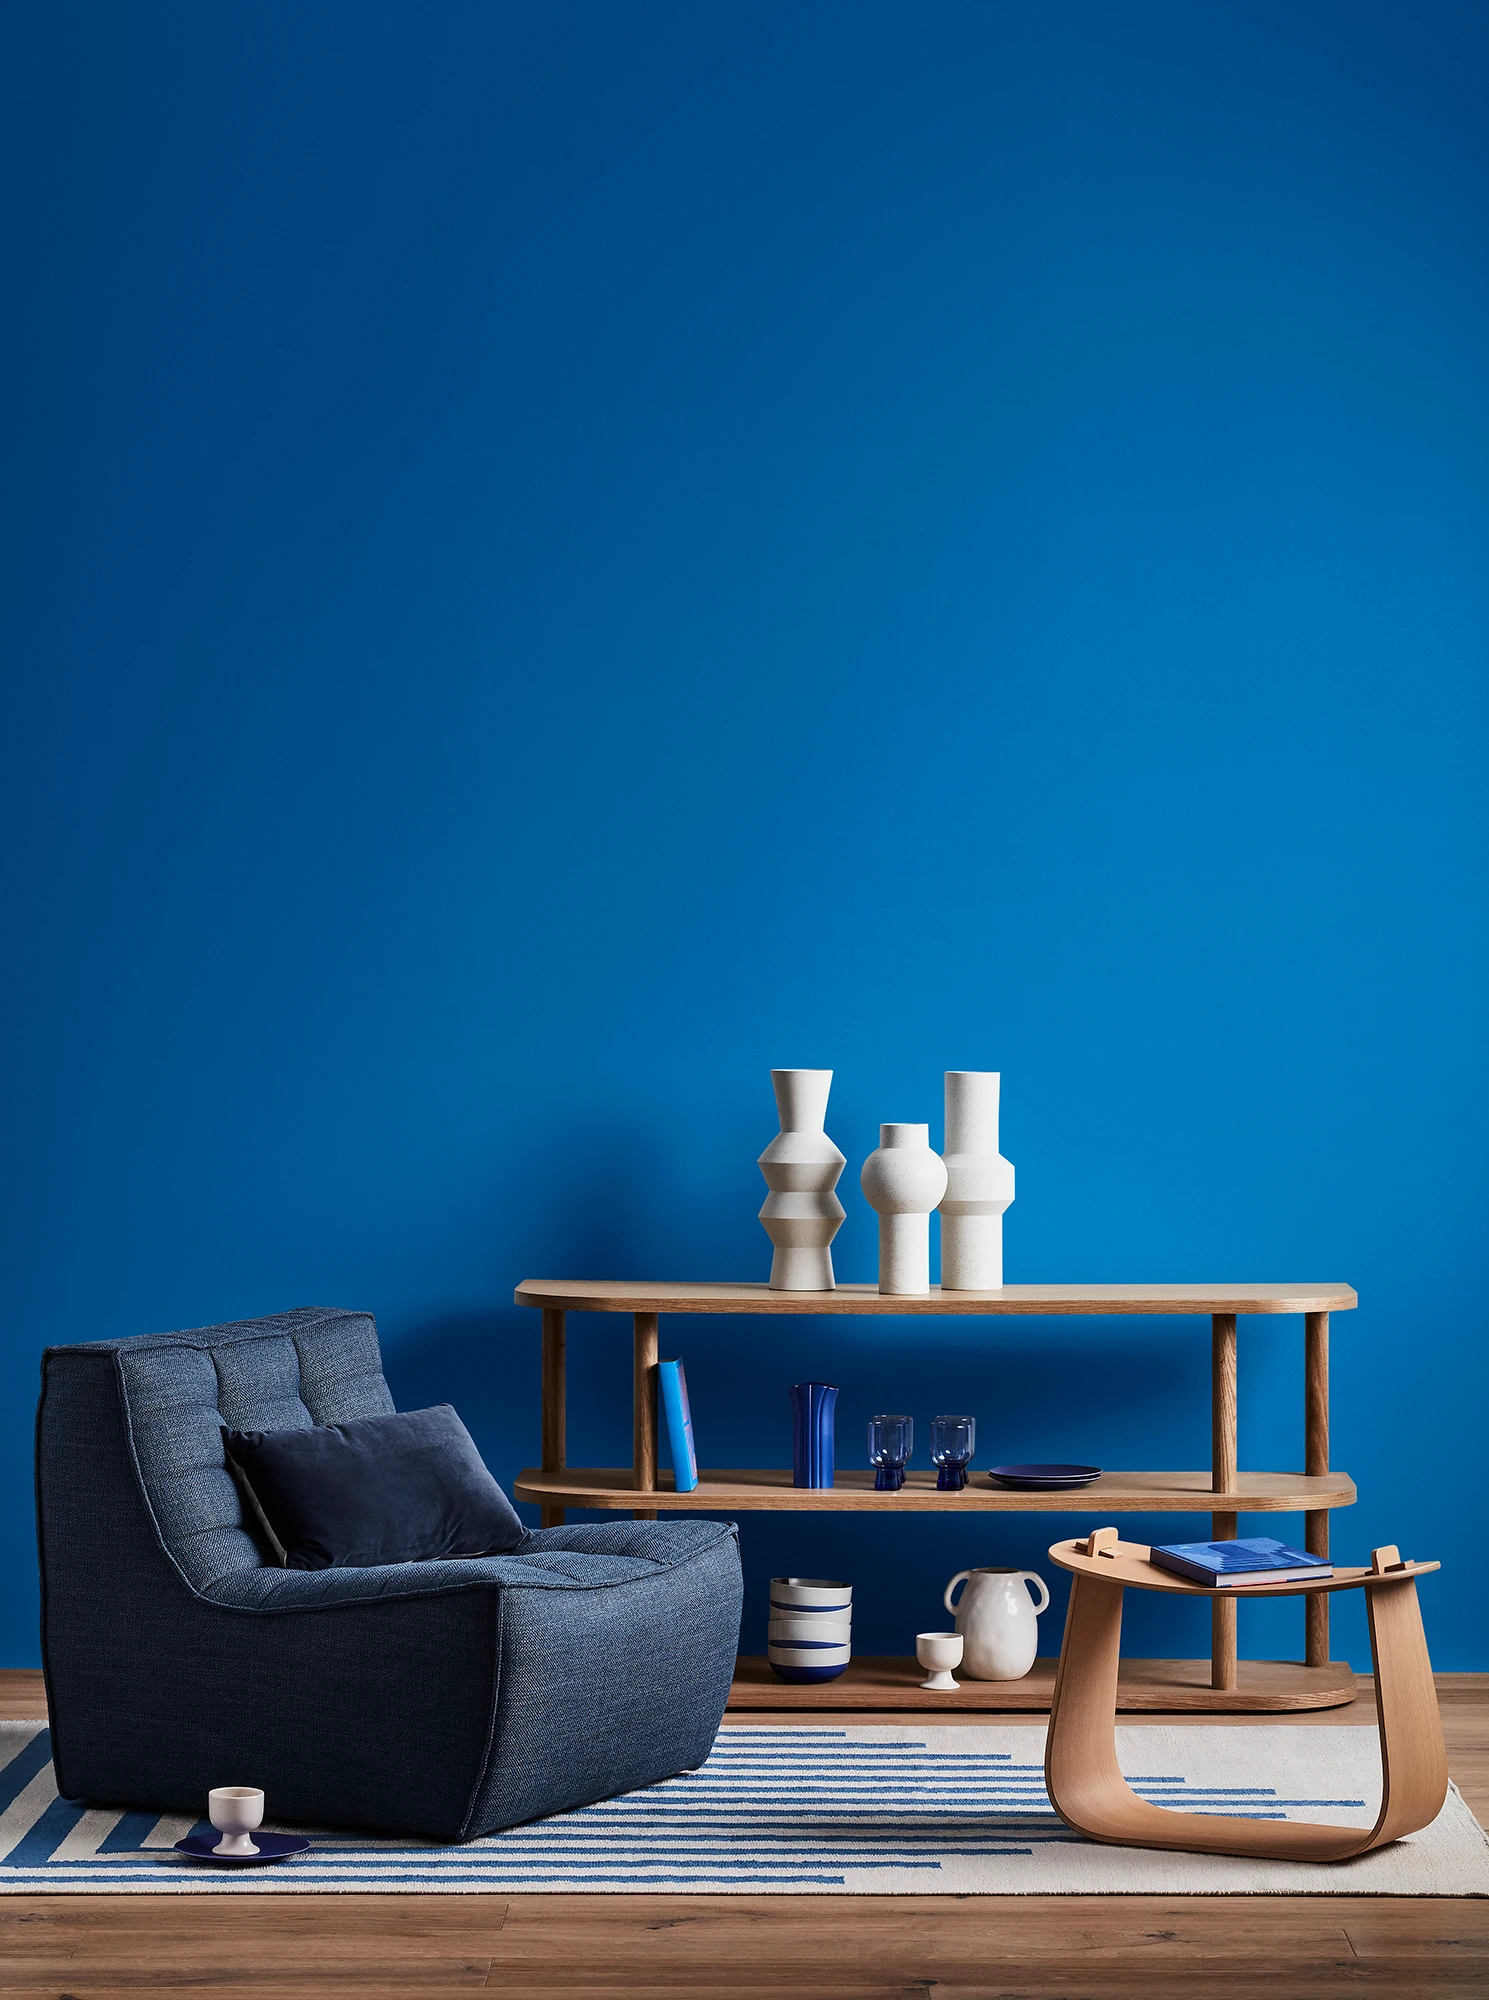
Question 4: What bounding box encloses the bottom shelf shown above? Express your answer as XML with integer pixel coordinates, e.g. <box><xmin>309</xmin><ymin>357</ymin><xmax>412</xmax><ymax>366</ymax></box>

<box><xmin>728</xmin><ymin>1654</ymin><xmax>1359</xmax><ymax>1714</ymax></box>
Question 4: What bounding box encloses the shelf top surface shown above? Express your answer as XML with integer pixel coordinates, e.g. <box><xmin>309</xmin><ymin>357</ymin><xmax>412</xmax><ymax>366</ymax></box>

<box><xmin>515</xmin><ymin>1279</ymin><xmax>1357</xmax><ymax>1316</ymax></box>
<box><xmin>514</xmin><ymin>1466</ymin><xmax>1358</xmax><ymax>1513</ymax></box>
<box><xmin>1048</xmin><ymin>1535</ymin><xmax>1436</xmax><ymax>1596</ymax></box>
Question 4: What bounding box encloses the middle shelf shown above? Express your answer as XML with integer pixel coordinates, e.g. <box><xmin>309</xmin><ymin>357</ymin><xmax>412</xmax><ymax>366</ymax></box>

<box><xmin>513</xmin><ymin>1466</ymin><xmax>1358</xmax><ymax>1513</ymax></box>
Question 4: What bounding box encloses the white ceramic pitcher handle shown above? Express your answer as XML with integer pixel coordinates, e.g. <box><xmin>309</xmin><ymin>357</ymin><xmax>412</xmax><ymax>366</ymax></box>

<box><xmin>1020</xmin><ymin>1571</ymin><xmax>1051</xmax><ymax>1615</ymax></box>
<box><xmin>943</xmin><ymin>1570</ymin><xmax>971</xmax><ymax>1616</ymax></box>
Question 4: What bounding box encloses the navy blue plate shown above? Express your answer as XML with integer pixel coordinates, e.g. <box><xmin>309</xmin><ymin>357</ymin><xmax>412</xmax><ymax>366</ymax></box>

<box><xmin>986</xmin><ymin>1463</ymin><xmax>1102</xmax><ymax>1489</ymax></box>
<box><xmin>174</xmin><ymin>1831</ymin><xmax>311</xmax><ymax>1865</ymax></box>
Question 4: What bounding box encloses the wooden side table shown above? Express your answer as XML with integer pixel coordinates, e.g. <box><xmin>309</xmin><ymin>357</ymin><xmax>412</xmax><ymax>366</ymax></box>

<box><xmin>1045</xmin><ymin>1528</ymin><xmax>1447</xmax><ymax>1859</ymax></box>
<box><xmin>514</xmin><ymin>1278</ymin><xmax>1359</xmax><ymax>1713</ymax></box>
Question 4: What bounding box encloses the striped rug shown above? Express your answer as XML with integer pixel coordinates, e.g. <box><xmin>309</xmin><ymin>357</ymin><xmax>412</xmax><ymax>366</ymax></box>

<box><xmin>3</xmin><ymin>1722</ymin><xmax>1485</xmax><ymax>1894</ymax></box>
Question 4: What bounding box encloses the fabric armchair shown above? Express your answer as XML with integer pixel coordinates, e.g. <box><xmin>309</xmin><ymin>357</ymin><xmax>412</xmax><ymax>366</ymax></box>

<box><xmin>35</xmin><ymin>1308</ymin><xmax>742</xmax><ymax>1840</ymax></box>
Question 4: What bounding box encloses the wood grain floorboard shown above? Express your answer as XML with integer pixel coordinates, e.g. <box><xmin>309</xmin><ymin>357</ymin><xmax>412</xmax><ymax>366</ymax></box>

<box><xmin>0</xmin><ymin>1674</ymin><xmax>46</xmax><ymax>1723</ymax></box>
<box><xmin>2</xmin><ymin>1671</ymin><xmax>1485</xmax><ymax>1998</ymax></box>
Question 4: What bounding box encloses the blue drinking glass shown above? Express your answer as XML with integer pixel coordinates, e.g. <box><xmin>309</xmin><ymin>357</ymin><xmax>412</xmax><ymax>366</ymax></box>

<box><xmin>930</xmin><ymin>1413</ymin><xmax>976</xmax><ymax>1490</ymax></box>
<box><xmin>868</xmin><ymin>1414</ymin><xmax>913</xmax><ymax>1491</ymax></box>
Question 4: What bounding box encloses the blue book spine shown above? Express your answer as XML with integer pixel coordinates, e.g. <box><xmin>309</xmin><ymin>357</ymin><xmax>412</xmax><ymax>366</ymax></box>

<box><xmin>659</xmin><ymin>1359</ymin><xmax>699</xmax><ymax>1493</ymax></box>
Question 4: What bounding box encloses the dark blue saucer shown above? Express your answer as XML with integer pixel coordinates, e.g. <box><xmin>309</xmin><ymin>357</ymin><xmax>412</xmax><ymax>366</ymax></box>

<box><xmin>174</xmin><ymin>1831</ymin><xmax>311</xmax><ymax>1865</ymax></box>
<box><xmin>987</xmin><ymin>1463</ymin><xmax>1102</xmax><ymax>1489</ymax></box>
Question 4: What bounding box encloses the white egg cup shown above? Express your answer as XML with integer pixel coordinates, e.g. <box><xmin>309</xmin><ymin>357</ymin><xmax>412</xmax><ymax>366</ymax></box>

<box><xmin>916</xmin><ymin>1630</ymin><xmax>964</xmax><ymax>1690</ymax></box>
<box><xmin>209</xmin><ymin>1786</ymin><xmax>265</xmax><ymax>1856</ymax></box>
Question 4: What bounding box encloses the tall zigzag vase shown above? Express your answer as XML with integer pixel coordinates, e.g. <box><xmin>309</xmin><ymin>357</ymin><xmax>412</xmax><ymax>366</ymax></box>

<box><xmin>757</xmin><ymin>1069</ymin><xmax>845</xmax><ymax>1291</ymax></box>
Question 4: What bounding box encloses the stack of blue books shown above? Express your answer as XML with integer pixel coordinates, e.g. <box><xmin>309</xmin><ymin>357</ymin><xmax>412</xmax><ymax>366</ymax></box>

<box><xmin>1149</xmin><ymin>1536</ymin><xmax>1333</xmax><ymax>1587</ymax></box>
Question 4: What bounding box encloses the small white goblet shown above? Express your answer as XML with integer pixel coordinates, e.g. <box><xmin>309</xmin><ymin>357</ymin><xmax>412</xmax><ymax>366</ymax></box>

<box><xmin>209</xmin><ymin>1786</ymin><xmax>264</xmax><ymax>1856</ymax></box>
<box><xmin>916</xmin><ymin>1630</ymin><xmax>964</xmax><ymax>1690</ymax></box>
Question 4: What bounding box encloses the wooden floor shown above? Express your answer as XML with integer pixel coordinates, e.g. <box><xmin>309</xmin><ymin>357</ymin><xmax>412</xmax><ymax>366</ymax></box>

<box><xmin>4</xmin><ymin>1669</ymin><xmax>1488</xmax><ymax>1999</ymax></box>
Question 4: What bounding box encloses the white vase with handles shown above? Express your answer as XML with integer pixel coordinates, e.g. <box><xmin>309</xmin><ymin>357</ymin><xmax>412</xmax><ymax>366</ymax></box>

<box><xmin>758</xmin><ymin>1070</ymin><xmax>846</xmax><ymax>1291</ymax></box>
<box><xmin>860</xmin><ymin>1123</ymin><xmax>948</xmax><ymax>1295</ymax></box>
<box><xmin>942</xmin><ymin>1566</ymin><xmax>1051</xmax><ymax>1680</ymax></box>
<box><xmin>938</xmin><ymin>1071</ymin><xmax>1015</xmax><ymax>1290</ymax></box>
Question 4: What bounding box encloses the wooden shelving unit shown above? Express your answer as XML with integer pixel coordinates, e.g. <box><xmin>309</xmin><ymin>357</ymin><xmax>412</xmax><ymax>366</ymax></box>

<box><xmin>513</xmin><ymin>1278</ymin><xmax>1359</xmax><ymax>1713</ymax></box>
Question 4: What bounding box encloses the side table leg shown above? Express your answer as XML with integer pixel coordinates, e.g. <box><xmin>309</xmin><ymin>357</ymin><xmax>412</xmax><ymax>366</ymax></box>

<box><xmin>1305</xmin><ymin>1310</ymin><xmax>1330</xmax><ymax>1669</ymax></box>
<box><xmin>1046</xmin><ymin>1572</ymin><xmax>1128</xmax><ymax>1833</ymax></box>
<box><xmin>540</xmin><ymin>1308</ymin><xmax>566</xmax><ymax>1529</ymax></box>
<box><xmin>1363</xmin><ymin>1555</ymin><xmax>1449</xmax><ymax>1845</ymax></box>
<box><xmin>1211</xmin><ymin>1312</ymin><xmax>1238</xmax><ymax>1692</ymax></box>
<box><xmin>633</xmin><ymin>1311</ymin><xmax>659</xmax><ymax>1521</ymax></box>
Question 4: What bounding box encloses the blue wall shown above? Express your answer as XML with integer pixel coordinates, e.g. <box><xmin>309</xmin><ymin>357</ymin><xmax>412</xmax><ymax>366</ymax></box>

<box><xmin>4</xmin><ymin>1</ymin><xmax>1486</xmax><ymax>1672</ymax></box>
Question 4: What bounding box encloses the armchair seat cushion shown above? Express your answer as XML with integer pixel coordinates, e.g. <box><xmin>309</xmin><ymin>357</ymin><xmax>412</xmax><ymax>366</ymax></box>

<box><xmin>202</xmin><ymin>1516</ymin><xmax>734</xmax><ymax>1611</ymax></box>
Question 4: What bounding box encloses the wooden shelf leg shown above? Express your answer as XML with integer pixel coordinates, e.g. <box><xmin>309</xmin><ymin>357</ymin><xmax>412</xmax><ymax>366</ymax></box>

<box><xmin>1211</xmin><ymin>1312</ymin><xmax>1238</xmax><ymax>1692</ymax></box>
<box><xmin>1305</xmin><ymin>1310</ymin><xmax>1330</xmax><ymax>1668</ymax></box>
<box><xmin>633</xmin><ymin>1311</ymin><xmax>659</xmax><ymax>1521</ymax></box>
<box><xmin>539</xmin><ymin>1308</ymin><xmax>566</xmax><ymax>1529</ymax></box>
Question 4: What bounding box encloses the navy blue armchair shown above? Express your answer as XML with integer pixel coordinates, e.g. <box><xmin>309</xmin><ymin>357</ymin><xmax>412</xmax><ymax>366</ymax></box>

<box><xmin>35</xmin><ymin>1308</ymin><xmax>742</xmax><ymax>1840</ymax></box>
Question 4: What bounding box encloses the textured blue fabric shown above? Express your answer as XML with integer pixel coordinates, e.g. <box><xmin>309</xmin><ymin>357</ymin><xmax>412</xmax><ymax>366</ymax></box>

<box><xmin>473</xmin><ymin>1523</ymin><xmax>743</xmax><ymax>1832</ymax></box>
<box><xmin>106</xmin><ymin>1309</ymin><xmax>395</xmax><ymax>1592</ymax></box>
<box><xmin>36</xmin><ymin>1310</ymin><xmax>743</xmax><ymax>1840</ymax></box>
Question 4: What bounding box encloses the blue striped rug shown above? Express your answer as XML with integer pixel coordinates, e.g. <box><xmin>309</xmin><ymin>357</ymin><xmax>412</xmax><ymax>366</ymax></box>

<box><xmin>3</xmin><ymin>1722</ymin><xmax>1485</xmax><ymax>1893</ymax></box>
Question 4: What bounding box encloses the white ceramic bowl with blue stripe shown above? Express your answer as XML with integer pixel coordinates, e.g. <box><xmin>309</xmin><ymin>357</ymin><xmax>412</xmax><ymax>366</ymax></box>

<box><xmin>767</xmin><ymin>1642</ymin><xmax>852</xmax><ymax>1672</ymax></box>
<box><xmin>768</xmin><ymin>1614</ymin><xmax>851</xmax><ymax>1645</ymax></box>
<box><xmin>769</xmin><ymin>1575</ymin><xmax>852</xmax><ymax>1612</ymax></box>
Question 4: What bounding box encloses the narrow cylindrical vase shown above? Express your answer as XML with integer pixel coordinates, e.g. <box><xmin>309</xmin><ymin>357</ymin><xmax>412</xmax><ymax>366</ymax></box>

<box><xmin>939</xmin><ymin>1072</ymin><xmax>1015</xmax><ymax>1290</ymax></box>
<box><xmin>790</xmin><ymin>1381</ymin><xmax>837</xmax><ymax>1488</ymax></box>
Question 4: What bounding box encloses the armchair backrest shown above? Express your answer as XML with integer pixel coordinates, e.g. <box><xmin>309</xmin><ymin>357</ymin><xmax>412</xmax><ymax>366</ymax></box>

<box><xmin>39</xmin><ymin>1308</ymin><xmax>394</xmax><ymax>1594</ymax></box>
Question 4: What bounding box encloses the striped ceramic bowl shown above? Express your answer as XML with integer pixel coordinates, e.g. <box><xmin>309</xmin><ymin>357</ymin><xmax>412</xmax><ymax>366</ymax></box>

<box><xmin>769</xmin><ymin>1576</ymin><xmax>852</xmax><ymax>1612</ymax></box>
<box><xmin>768</xmin><ymin>1614</ymin><xmax>852</xmax><ymax>1645</ymax></box>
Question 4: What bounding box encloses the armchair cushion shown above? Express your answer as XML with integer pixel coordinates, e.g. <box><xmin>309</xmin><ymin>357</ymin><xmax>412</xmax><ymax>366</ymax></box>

<box><xmin>223</xmin><ymin>1404</ymin><xmax>525</xmax><ymax>1569</ymax></box>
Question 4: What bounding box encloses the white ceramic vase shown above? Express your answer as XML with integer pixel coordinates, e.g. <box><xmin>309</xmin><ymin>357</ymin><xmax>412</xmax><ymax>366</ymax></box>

<box><xmin>943</xmin><ymin>1567</ymin><xmax>1050</xmax><ymax>1680</ymax></box>
<box><xmin>758</xmin><ymin>1070</ymin><xmax>846</xmax><ymax>1291</ymax></box>
<box><xmin>860</xmin><ymin>1123</ymin><xmax>948</xmax><ymax>1296</ymax></box>
<box><xmin>938</xmin><ymin>1071</ymin><xmax>1015</xmax><ymax>1290</ymax></box>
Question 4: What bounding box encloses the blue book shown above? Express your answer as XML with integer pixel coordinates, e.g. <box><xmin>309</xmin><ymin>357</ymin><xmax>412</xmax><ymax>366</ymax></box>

<box><xmin>1149</xmin><ymin>1536</ymin><xmax>1332</xmax><ymax>1588</ymax></box>
<box><xmin>658</xmin><ymin>1359</ymin><xmax>699</xmax><ymax>1493</ymax></box>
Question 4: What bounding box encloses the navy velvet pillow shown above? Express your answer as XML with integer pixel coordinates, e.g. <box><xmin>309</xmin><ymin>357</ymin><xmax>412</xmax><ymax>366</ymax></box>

<box><xmin>222</xmin><ymin>1405</ymin><xmax>526</xmax><ymax>1571</ymax></box>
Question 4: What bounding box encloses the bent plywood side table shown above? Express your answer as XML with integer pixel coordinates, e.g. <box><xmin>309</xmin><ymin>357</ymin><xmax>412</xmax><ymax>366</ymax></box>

<box><xmin>515</xmin><ymin>1279</ymin><xmax>1359</xmax><ymax>1713</ymax></box>
<box><xmin>1045</xmin><ymin>1529</ymin><xmax>1448</xmax><ymax>1860</ymax></box>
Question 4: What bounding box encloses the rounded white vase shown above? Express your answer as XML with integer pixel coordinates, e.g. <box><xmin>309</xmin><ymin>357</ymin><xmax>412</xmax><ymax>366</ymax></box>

<box><xmin>758</xmin><ymin>1069</ymin><xmax>846</xmax><ymax>1291</ymax></box>
<box><xmin>860</xmin><ymin>1123</ymin><xmax>948</xmax><ymax>1296</ymax></box>
<box><xmin>938</xmin><ymin>1071</ymin><xmax>1015</xmax><ymax>1290</ymax></box>
<box><xmin>943</xmin><ymin>1567</ymin><xmax>1050</xmax><ymax>1680</ymax></box>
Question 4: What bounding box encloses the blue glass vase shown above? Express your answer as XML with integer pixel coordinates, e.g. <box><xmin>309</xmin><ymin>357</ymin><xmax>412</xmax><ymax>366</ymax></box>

<box><xmin>790</xmin><ymin>1382</ymin><xmax>837</xmax><ymax>1488</ymax></box>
